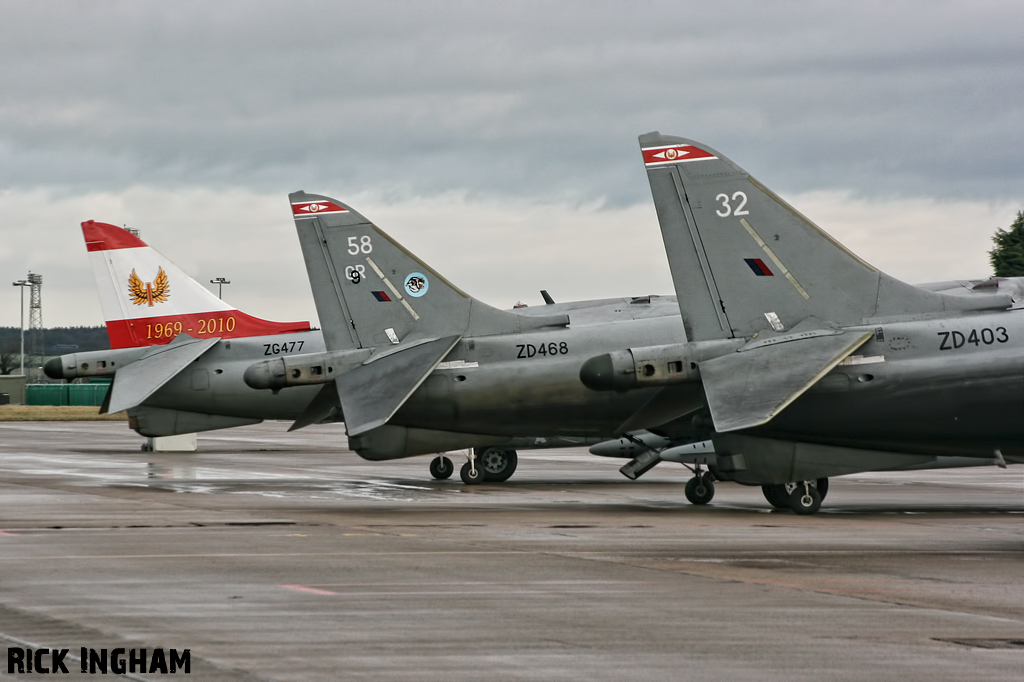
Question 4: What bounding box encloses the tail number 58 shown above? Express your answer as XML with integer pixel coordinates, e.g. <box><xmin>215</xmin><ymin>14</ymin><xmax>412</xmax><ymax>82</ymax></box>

<box><xmin>715</xmin><ymin>191</ymin><xmax>749</xmax><ymax>217</ymax></box>
<box><xmin>347</xmin><ymin>235</ymin><xmax>373</xmax><ymax>255</ymax></box>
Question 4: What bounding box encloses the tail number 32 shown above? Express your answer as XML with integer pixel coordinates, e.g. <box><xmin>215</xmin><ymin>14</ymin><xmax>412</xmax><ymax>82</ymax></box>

<box><xmin>715</xmin><ymin>191</ymin><xmax>749</xmax><ymax>217</ymax></box>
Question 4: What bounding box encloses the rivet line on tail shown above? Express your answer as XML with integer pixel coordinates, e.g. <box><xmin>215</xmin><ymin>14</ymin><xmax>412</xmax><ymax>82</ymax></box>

<box><xmin>366</xmin><ymin>256</ymin><xmax>420</xmax><ymax>321</ymax></box>
<box><xmin>739</xmin><ymin>218</ymin><xmax>810</xmax><ymax>300</ymax></box>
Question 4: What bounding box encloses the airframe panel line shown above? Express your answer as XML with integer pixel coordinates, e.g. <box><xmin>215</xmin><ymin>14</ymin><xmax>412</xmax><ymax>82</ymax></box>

<box><xmin>739</xmin><ymin>217</ymin><xmax>811</xmax><ymax>300</ymax></box>
<box><xmin>670</xmin><ymin>169</ymin><xmax>728</xmax><ymax>331</ymax></box>
<box><xmin>366</xmin><ymin>256</ymin><xmax>420</xmax><ymax>321</ymax></box>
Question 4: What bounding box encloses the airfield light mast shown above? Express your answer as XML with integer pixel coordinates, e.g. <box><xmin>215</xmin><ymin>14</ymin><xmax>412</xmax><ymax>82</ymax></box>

<box><xmin>210</xmin><ymin>277</ymin><xmax>231</xmax><ymax>300</ymax></box>
<box><xmin>27</xmin><ymin>272</ymin><xmax>43</xmax><ymax>380</ymax></box>
<box><xmin>11</xmin><ymin>279</ymin><xmax>29</xmax><ymax>376</ymax></box>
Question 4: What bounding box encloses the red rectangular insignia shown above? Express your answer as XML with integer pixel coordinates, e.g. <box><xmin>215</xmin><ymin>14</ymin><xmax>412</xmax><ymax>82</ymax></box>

<box><xmin>291</xmin><ymin>200</ymin><xmax>349</xmax><ymax>218</ymax></box>
<box><xmin>642</xmin><ymin>144</ymin><xmax>716</xmax><ymax>167</ymax></box>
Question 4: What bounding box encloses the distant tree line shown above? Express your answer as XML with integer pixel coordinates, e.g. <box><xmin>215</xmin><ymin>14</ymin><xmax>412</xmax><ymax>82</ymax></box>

<box><xmin>990</xmin><ymin>211</ymin><xmax>1024</xmax><ymax>277</ymax></box>
<box><xmin>0</xmin><ymin>326</ymin><xmax>110</xmax><ymax>375</ymax></box>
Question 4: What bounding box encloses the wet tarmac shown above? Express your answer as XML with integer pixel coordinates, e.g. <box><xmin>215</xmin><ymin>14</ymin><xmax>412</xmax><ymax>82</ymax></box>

<box><xmin>1</xmin><ymin>420</ymin><xmax>1022</xmax><ymax>681</ymax></box>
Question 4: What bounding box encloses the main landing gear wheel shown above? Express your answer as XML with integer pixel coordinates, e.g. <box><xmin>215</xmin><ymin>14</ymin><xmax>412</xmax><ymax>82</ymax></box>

<box><xmin>476</xmin><ymin>447</ymin><xmax>518</xmax><ymax>483</ymax></box>
<box><xmin>685</xmin><ymin>474</ymin><xmax>715</xmax><ymax>505</ymax></box>
<box><xmin>429</xmin><ymin>456</ymin><xmax>454</xmax><ymax>480</ymax></box>
<box><xmin>460</xmin><ymin>459</ymin><xmax>485</xmax><ymax>485</ymax></box>
<box><xmin>761</xmin><ymin>484</ymin><xmax>790</xmax><ymax>509</ymax></box>
<box><xmin>789</xmin><ymin>481</ymin><xmax>822</xmax><ymax>515</ymax></box>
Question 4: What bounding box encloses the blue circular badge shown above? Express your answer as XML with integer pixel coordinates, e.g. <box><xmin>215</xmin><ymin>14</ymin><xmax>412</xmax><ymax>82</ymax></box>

<box><xmin>404</xmin><ymin>272</ymin><xmax>429</xmax><ymax>297</ymax></box>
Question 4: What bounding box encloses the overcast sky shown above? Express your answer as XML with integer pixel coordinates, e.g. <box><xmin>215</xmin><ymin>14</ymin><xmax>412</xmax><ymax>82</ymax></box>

<box><xmin>2</xmin><ymin>1</ymin><xmax>1022</xmax><ymax>328</ymax></box>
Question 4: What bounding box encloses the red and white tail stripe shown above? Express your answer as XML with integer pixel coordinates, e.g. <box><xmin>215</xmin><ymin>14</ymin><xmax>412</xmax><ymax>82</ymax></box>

<box><xmin>82</xmin><ymin>221</ymin><xmax>310</xmax><ymax>348</ymax></box>
<box><xmin>291</xmin><ymin>199</ymin><xmax>349</xmax><ymax>218</ymax></box>
<box><xmin>641</xmin><ymin>144</ymin><xmax>717</xmax><ymax>167</ymax></box>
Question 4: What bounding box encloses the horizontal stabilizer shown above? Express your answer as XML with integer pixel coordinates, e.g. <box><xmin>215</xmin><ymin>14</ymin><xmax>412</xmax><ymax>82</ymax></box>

<box><xmin>105</xmin><ymin>335</ymin><xmax>220</xmax><ymax>414</ymax></box>
<box><xmin>336</xmin><ymin>335</ymin><xmax>461</xmax><ymax>437</ymax></box>
<box><xmin>700</xmin><ymin>331</ymin><xmax>872</xmax><ymax>432</ymax></box>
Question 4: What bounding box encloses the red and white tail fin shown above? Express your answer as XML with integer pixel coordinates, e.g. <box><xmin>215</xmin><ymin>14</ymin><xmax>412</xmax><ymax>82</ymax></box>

<box><xmin>82</xmin><ymin>220</ymin><xmax>311</xmax><ymax>348</ymax></box>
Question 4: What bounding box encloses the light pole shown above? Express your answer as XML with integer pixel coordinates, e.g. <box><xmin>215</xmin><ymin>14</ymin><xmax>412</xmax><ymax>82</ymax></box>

<box><xmin>210</xmin><ymin>277</ymin><xmax>230</xmax><ymax>300</ymax></box>
<box><xmin>12</xmin><ymin>279</ymin><xmax>29</xmax><ymax>376</ymax></box>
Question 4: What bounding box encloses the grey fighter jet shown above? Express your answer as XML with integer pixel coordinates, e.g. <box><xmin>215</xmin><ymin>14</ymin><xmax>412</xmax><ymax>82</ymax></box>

<box><xmin>45</xmin><ymin>219</ymin><xmax>683</xmax><ymax>483</ymax></box>
<box><xmin>47</xmin><ymin>158</ymin><xmax>1021</xmax><ymax>501</ymax></box>
<box><xmin>579</xmin><ymin>133</ymin><xmax>1024</xmax><ymax>513</ymax></box>
<box><xmin>241</xmin><ymin>192</ymin><xmax>697</xmax><ymax>483</ymax></box>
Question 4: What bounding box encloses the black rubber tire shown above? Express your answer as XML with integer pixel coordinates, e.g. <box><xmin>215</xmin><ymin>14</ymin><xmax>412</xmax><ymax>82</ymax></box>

<box><xmin>816</xmin><ymin>478</ymin><xmax>829</xmax><ymax>501</ymax></box>
<box><xmin>685</xmin><ymin>476</ymin><xmax>715</xmax><ymax>505</ymax></box>
<box><xmin>762</xmin><ymin>484</ymin><xmax>790</xmax><ymax>509</ymax></box>
<box><xmin>477</xmin><ymin>448</ymin><xmax>518</xmax><ymax>482</ymax></box>
<box><xmin>429</xmin><ymin>456</ymin><xmax>454</xmax><ymax>480</ymax></box>
<box><xmin>460</xmin><ymin>460</ymin><xmax>485</xmax><ymax>485</ymax></box>
<box><xmin>789</xmin><ymin>484</ymin><xmax>822</xmax><ymax>515</ymax></box>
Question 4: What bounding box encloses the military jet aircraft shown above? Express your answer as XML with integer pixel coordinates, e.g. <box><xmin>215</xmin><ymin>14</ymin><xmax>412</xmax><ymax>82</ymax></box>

<box><xmin>44</xmin><ymin>220</ymin><xmax>664</xmax><ymax>482</ymax></box>
<box><xmin>47</xmin><ymin>161</ymin><xmax>1020</xmax><ymax>503</ymax></box>
<box><xmin>579</xmin><ymin>132</ymin><xmax>1024</xmax><ymax>513</ymax></box>
<box><xmin>44</xmin><ymin>221</ymin><xmax>326</xmax><ymax>436</ymax></box>
<box><xmin>240</xmin><ymin>192</ymin><xmax>694</xmax><ymax>483</ymax></box>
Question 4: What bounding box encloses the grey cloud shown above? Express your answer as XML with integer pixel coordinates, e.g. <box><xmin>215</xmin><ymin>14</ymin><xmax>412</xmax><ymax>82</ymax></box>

<box><xmin>0</xmin><ymin>0</ymin><xmax>1022</xmax><ymax>204</ymax></box>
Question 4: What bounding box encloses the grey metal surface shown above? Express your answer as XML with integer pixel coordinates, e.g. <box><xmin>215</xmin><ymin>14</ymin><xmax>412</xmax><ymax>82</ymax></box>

<box><xmin>289</xmin><ymin>191</ymin><xmax>566</xmax><ymax>352</ymax></box>
<box><xmin>635</xmin><ymin>133</ymin><xmax>1024</xmax><ymax>476</ymax></box>
<box><xmin>639</xmin><ymin>131</ymin><xmax>1012</xmax><ymax>342</ymax></box>
<box><xmin>699</xmin><ymin>331</ymin><xmax>871</xmax><ymax>432</ymax></box>
<box><xmin>105</xmin><ymin>335</ymin><xmax>220</xmax><ymax>414</ymax></box>
<box><xmin>0</xmin><ymin>421</ymin><xmax>1022</xmax><ymax>681</ymax></box>
<box><xmin>335</xmin><ymin>334</ymin><xmax>461</xmax><ymax>436</ymax></box>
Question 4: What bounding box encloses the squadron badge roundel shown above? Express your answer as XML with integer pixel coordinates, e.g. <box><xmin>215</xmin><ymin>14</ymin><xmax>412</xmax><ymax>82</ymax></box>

<box><xmin>404</xmin><ymin>272</ymin><xmax>429</xmax><ymax>298</ymax></box>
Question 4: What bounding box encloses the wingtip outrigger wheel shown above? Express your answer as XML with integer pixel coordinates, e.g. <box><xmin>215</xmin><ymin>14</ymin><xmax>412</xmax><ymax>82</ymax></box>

<box><xmin>429</xmin><ymin>456</ymin><xmax>454</xmax><ymax>480</ymax></box>
<box><xmin>789</xmin><ymin>481</ymin><xmax>822</xmax><ymax>515</ymax></box>
<box><xmin>460</xmin><ymin>451</ymin><xmax>484</xmax><ymax>485</ymax></box>
<box><xmin>684</xmin><ymin>467</ymin><xmax>715</xmax><ymax>505</ymax></box>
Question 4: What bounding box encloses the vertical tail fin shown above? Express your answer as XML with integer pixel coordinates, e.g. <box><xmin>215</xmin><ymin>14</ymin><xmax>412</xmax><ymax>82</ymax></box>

<box><xmin>82</xmin><ymin>221</ymin><xmax>310</xmax><ymax>348</ymax></box>
<box><xmin>638</xmin><ymin>132</ymin><xmax>1011</xmax><ymax>340</ymax></box>
<box><xmin>289</xmin><ymin>192</ymin><xmax>567</xmax><ymax>351</ymax></box>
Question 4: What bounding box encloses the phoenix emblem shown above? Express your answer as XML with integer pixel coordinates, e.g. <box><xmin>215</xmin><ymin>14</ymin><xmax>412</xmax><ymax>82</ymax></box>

<box><xmin>128</xmin><ymin>267</ymin><xmax>170</xmax><ymax>307</ymax></box>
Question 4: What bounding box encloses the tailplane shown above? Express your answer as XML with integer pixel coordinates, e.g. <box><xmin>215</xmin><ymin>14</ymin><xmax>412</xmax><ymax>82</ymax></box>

<box><xmin>82</xmin><ymin>221</ymin><xmax>310</xmax><ymax>348</ymax></box>
<box><xmin>638</xmin><ymin>132</ymin><xmax>1011</xmax><ymax>341</ymax></box>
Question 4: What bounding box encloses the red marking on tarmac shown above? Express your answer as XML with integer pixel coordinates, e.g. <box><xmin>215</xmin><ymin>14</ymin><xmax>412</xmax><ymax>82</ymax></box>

<box><xmin>0</xmin><ymin>531</ymin><xmax>16</xmax><ymax>536</ymax></box>
<box><xmin>281</xmin><ymin>584</ymin><xmax>337</xmax><ymax>596</ymax></box>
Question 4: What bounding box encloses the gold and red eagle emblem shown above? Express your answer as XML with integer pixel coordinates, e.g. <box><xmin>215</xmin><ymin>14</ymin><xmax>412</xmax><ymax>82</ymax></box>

<box><xmin>128</xmin><ymin>267</ymin><xmax>170</xmax><ymax>307</ymax></box>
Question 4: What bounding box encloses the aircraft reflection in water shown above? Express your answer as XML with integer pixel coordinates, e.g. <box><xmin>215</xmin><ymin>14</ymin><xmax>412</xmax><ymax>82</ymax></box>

<box><xmin>46</xmin><ymin>134</ymin><xmax>1023</xmax><ymax>513</ymax></box>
